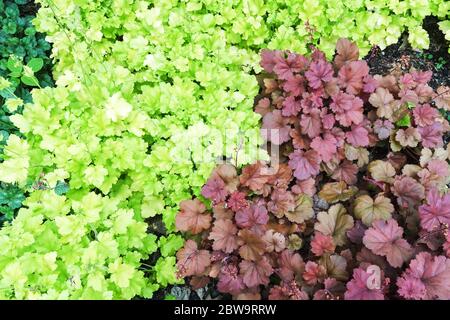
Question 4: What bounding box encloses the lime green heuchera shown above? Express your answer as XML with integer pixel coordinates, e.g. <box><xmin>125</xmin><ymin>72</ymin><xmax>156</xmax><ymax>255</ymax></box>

<box><xmin>0</xmin><ymin>0</ymin><xmax>448</xmax><ymax>299</ymax></box>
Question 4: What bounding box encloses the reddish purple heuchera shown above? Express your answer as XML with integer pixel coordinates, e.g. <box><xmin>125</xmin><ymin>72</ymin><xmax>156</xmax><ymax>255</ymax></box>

<box><xmin>175</xmin><ymin>39</ymin><xmax>450</xmax><ymax>300</ymax></box>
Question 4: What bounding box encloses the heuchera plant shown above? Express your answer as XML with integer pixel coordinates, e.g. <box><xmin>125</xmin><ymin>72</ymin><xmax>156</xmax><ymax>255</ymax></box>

<box><xmin>0</xmin><ymin>0</ymin><xmax>449</xmax><ymax>299</ymax></box>
<box><xmin>175</xmin><ymin>39</ymin><xmax>450</xmax><ymax>300</ymax></box>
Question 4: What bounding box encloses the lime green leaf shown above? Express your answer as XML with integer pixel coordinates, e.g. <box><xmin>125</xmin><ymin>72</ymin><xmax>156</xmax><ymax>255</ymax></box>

<box><xmin>395</xmin><ymin>114</ymin><xmax>411</xmax><ymax>127</ymax></box>
<box><xmin>7</xmin><ymin>56</ymin><xmax>23</xmax><ymax>73</ymax></box>
<box><xmin>21</xmin><ymin>75</ymin><xmax>40</xmax><ymax>87</ymax></box>
<box><xmin>27</xmin><ymin>58</ymin><xmax>44</xmax><ymax>72</ymax></box>
<box><xmin>158</xmin><ymin>234</ymin><xmax>184</xmax><ymax>257</ymax></box>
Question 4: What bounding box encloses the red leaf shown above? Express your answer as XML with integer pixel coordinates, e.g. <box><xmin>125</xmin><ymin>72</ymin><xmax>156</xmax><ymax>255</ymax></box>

<box><xmin>300</xmin><ymin>109</ymin><xmax>322</xmax><ymax>138</ymax></box>
<box><xmin>281</xmin><ymin>95</ymin><xmax>302</xmax><ymax>117</ymax></box>
<box><xmin>419</xmin><ymin>188</ymin><xmax>450</xmax><ymax>232</ymax></box>
<box><xmin>434</xmin><ymin>86</ymin><xmax>450</xmax><ymax>110</ymax></box>
<box><xmin>263</xmin><ymin>78</ymin><xmax>279</xmax><ymax>94</ymax></box>
<box><xmin>418</xmin><ymin>123</ymin><xmax>444</xmax><ymax>148</ymax></box>
<box><xmin>373</xmin><ymin>119</ymin><xmax>394</xmax><ymax>140</ymax></box>
<box><xmin>273</xmin><ymin>52</ymin><xmax>308</xmax><ymax>80</ymax></box>
<box><xmin>290</xmin><ymin>128</ymin><xmax>310</xmax><ymax>149</ymax></box>
<box><xmin>260</xmin><ymin>49</ymin><xmax>282</xmax><ymax>73</ymax></box>
<box><xmin>397</xmin><ymin>252</ymin><xmax>450</xmax><ymax>300</ymax></box>
<box><xmin>211</xmin><ymin>164</ymin><xmax>239</xmax><ymax>193</ymax></box>
<box><xmin>415</xmin><ymin>83</ymin><xmax>433</xmax><ymax>103</ymax></box>
<box><xmin>338</xmin><ymin>60</ymin><xmax>369</xmax><ymax>95</ymax></box>
<box><xmin>334</xmin><ymin>38</ymin><xmax>359</xmax><ymax>68</ymax></box>
<box><xmin>412</xmin><ymin>104</ymin><xmax>440</xmax><ymax>127</ymax></box>
<box><xmin>310</xmin><ymin>133</ymin><xmax>338</xmax><ymax>162</ymax></box>
<box><xmin>288</xmin><ymin>149</ymin><xmax>320</xmax><ymax>181</ymax></box>
<box><xmin>399</xmin><ymin>89</ymin><xmax>419</xmax><ymax>105</ymax></box>
<box><xmin>267</xmin><ymin>163</ymin><xmax>293</xmax><ymax>189</ymax></box>
<box><xmin>175</xmin><ymin>199</ymin><xmax>211</xmax><ymax>234</ymax></box>
<box><xmin>344</xmin><ymin>267</ymin><xmax>385</xmax><ymax>300</ymax></box>
<box><xmin>363</xmin><ymin>75</ymin><xmax>378</xmax><ymax>93</ymax></box>
<box><xmin>217</xmin><ymin>264</ymin><xmax>245</xmax><ymax>294</ymax></box>
<box><xmin>238</xmin><ymin>229</ymin><xmax>266</xmax><ymax>261</ymax></box>
<box><xmin>411</xmin><ymin>70</ymin><xmax>432</xmax><ymax>84</ymax></box>
<box><xmin>189</xmin><ymin>276</ymin><xmax>210</xmax><ymax>290</ymax></box>
<box><xmin>239</xmin><ymin>161</ymin><xmax>270</xmax><ymax>192</ymax></box>
<box><xmin>239</xmin><ymin>256</ymin><xmax>273</xmax><ymax>287</ymax></box>
<box><xmin>255</xmin><ymin>97</ymin><xmax>271</xmax><ymax>116</ymax></box>
<box><xmin>331</xmin><ymin>160</ymin><xmax>358</xmax><ymax>185</ymax></box>
<box><xmin>209</xmin><ymin>219</ymin><xmax>239</xmax><ymax>253</ymax></box>
<box><xmin>227</xmin><ymin>191</ymin><xmax>248</xmax><ymax>212</ymax></box>
<box><xmin>291</xmin><ymin>177</ymin><xmax>316</xmax><ymax>197</ymax></box>
<box><xmin>269</xmin><ymin>281</ymin><xmax>309</xmax><ymax>300</ymax></box>
<box><xmin>313</xmin><ymin>278</ymin><xmax>346</xmax><ymax>300</ymax></box>
<box><xmin>278</xmin><ymin>250</ymin><xmax>305</xmax><ymax>282</ymax></box>
<box><xmin>363</xmin><ymin>219</ymin><xmax>412</xmax><ymax>268</ymax></box>
<box><xmin>400</xmin><ymin>73</ymin><xmax>415</xmax><ymax>89</ymax></box>
<box><xmin>212</xmin><ymin>204</ymin><xmax>234</xmax><ymax>220</ymax></box>
<box><xmin>347</xmin><ymin>220</ymin><xmax>367</xmax><ymax>244</ymax></box>
<box><xmin>320</xmin><ymin>110</ymin><xmax>336</xmax><ymax>130</ymax></box>
<box><xmin>201</xmin><ymin>177</ymin><xmax>228</xmax><ymax>204</ymax></box>
<box><xmin>235</xmin><ymin>203</ymin><xmax>269</xmax><ymax>228</ymax></box>
<box><xmin>311</xmin><ymin>48</ymin><xmax>326</xmax><ymax>61</ymax></box>
<box><xmin>305</xmin><ymin>59</ymin><xmax>333</xmax><ymax>89</ymax></box>
<box><xmin>444</xmin><ymin>234</ymin><xmax>450</xmax><ymax>258</ymax></box>
<box><xmin>330</xmin><ymin>92</ymin><xmax>364</xmax><ymax>127</ymax></box>
<box><xmin>303</xmin><ymin>261</ymin><xmax>326</xmax><ymax>285</ymax></box>
<box><xmin>262</xmin><ymin>230</ymin><xmax>286</xmax><ymax>253</ymax></box>
<box><xmin>176</xmin><ymin>240</ymin><xmax>211</xmax><ymax>277</ymax></box>
<box><xmin>345</xmin><ymin>125</ymin><xmax>369</xmax><ymax>147</ymax></box>
<box><xmin>267</xmin><ymin>189</ymin><xmax>295</xmax><ymax>218</ymax></box>
<box><xmin>262</xmin><ymin>110</ymin><xmax>292</xmax><ymax>145</ymax></box>
<box><xmin>392</xmin><ymin>176</ymin><xmax>425</xmax><ymax>208</ymax></box>
<box><xmin>311</xmin><ymin>232</ymin><xmax>336</xmax><ymax>256</ymax></box>
<box><xmin>283</xmin><ymin>74</ymin><xmax>305</xmax><ymax>97</ymax></box>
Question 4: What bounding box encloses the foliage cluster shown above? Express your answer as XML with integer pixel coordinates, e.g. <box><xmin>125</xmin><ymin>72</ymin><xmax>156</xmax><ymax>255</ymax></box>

<box><xmin>0</xmin><ymin>0</ymin><xmax>449</xmax><ymax>299</ymax></box>
<box><xmin>0</xmin><ymin>0</ymin><xmax>53</xmax><ymax>222</ymax></box>
<box><xmin>175</xmin><ymin>39</ymin><xmax>450</xmax><ymax>300</ymax></box>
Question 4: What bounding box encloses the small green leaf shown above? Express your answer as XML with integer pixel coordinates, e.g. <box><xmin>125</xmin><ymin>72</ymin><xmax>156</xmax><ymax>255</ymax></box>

<box><xmin>7</xmin><ymin>56</ymin><xmax>23</xmax><ymax>73</ymax></box>
<box><xmin>9</xmin><ymin>71</ymin><xmax>21</xmax><ymax>78</ymax></box>
<box><xmin>21</xmin><ymin>75</ymin><xmax>40</xmax><ymax>87</ymax></box>
<box><xmin>0</xmin><ymin>185</ymin><xmax>25</xmax><ymax>209</ymax></box>
<box><xmin>0</xmin><ymin>77</ymin><xmax>11</xmax><ymax>90</ymax></box>
<box><xmin>406</xmin><ymin>102</ymin><xmax>415</xmax><ymax>109</ymax></box>
<box><xmin>0</xmin><ymin>205</ymin><xmax>15</xmax><ymax>220</ymax></box>
<box><xmin>27</xmin><ymin>58</ymin><xmax>44</xmax><ymax>72</ymax></box>
<box><xmin>396</xmin><ymin>114</ymin><xmax>411</xmax><ymax>127</ymax></box>
<box><xmin>158</xmin><ymin>234</ymin><xmax>184</xmax><ymax>257</ymax></box>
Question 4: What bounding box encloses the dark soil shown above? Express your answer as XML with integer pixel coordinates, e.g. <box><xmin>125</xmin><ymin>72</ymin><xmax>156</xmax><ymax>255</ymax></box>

<box><xmin>366</xmin><ymin>16</ymin><xmax>449</xmax><ymax>89</ymax></box>
<box><xmin>20</xmin><ymin>1</ymin><xmax>41</xmax><ymax>17</ymax></box>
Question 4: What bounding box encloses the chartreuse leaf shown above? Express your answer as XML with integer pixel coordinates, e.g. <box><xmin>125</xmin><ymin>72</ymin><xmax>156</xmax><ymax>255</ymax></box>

<box><xmin>155</xmin><ymin>257</ymin><xmax>183</xmax><ymax>287</ymax></box>
<box><xmin>27</xmin><ymin>58</ymin><xmax>44</xmax><ymax>72</ymax></box>
<box><xmin>6</xmin><ymin>55</ymin><xmax>23</xmax><ymax>74</ymax></box>
<box><xmin>396</xmin><ymin>114</ymin><xmax>411</xmax><ymax>127</ymax></box>
<box><xmin>159</xmin><ymin>234</ymin><xmax>184</xmax><ymax>257</ymax></box>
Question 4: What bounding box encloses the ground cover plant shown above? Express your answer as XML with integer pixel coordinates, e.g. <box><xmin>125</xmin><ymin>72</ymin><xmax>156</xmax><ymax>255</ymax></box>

<box><xmin>0</xmin><ymin>0</ymin><xmax>53</xmax><ymax>223</ymax></box>
<box><xmin>0</xmin><ymin>0</ymin><xmax>449</xmax><ymax>300</ymax></box>
<box><xmin>175</xmin><ymin>39</ymin><xmax>450</xmax><ymax>300</ymax></box>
